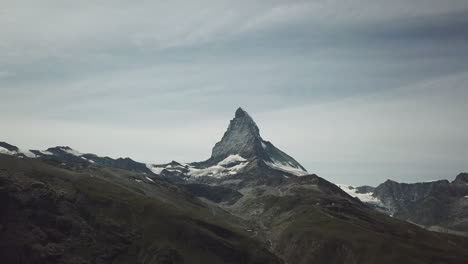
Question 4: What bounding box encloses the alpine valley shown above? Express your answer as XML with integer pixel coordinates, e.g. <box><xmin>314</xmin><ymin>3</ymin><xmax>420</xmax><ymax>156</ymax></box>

<box><xmin>1</xmin><ymin>108</ymin><xmax>468</xmax><ymax>264</ymax></box>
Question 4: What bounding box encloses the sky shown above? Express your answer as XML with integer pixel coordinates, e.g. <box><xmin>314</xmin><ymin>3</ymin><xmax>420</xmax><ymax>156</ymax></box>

<box><xmin>1</xmin><ymin>0</ymin><xmax>468</xmax><ymax>186</ymax></box>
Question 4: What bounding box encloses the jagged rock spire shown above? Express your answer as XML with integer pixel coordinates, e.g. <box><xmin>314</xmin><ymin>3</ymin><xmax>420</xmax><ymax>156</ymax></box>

<box><xmin>211</xmin><ymin>107</ymin><xmax>261</xmax><ymax>162</ymax></box>
<box><xmin>208</xmin><ymin>107</ymin><xmax>308</xmax><ymax>175</ymax></box>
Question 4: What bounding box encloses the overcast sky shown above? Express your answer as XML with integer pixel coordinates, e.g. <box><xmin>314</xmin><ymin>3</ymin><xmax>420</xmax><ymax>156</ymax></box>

<box><xmin>1</xmin><ymin>0</ymin><xmax>468</xmax><ymax>185</ymax></box>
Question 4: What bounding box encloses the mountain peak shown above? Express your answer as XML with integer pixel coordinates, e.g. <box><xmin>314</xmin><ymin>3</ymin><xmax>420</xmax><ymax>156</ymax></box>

<box><xmin>207</xmin><ymin>108</ymin><xmax>308</xmax><ymax>176</ymax></box>
<box><xmin>210</xmin><ymin>108</ymin><xmax>260</xmax><ymax>162</ymax></box>
<box><xmin>235</xmin><ymin>107</ymin><xmax>248</xmax><ymax>118</ymax></box>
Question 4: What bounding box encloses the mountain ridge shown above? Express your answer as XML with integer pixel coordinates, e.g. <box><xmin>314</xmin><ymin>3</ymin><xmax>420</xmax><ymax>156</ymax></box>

<box><xmin>339</xmin><ymin>176</ymin><xmax>468</xmax><ymax>235</ymax></box>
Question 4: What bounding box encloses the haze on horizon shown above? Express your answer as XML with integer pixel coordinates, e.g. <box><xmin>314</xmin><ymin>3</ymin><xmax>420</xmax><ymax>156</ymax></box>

<box><xmin>1</xmin><ymin>0</ymin><xmax>468</xmax><ymax>186</ymax></box>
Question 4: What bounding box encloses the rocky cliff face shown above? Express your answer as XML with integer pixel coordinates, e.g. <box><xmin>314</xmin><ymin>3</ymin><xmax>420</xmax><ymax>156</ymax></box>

<box><xmin>350</xmin><ymin>175</ymin><xmax>468</xmax><ymax>233</ymax></box>
<box><xmin>210</xmin><ymin>108</ymin><xmax>263</xmax><ymax>163</ymax></box>
<box><xmin>207</xmin><ymin>108</ymin><xmax>307</xmax><ymax>174</ymax></box>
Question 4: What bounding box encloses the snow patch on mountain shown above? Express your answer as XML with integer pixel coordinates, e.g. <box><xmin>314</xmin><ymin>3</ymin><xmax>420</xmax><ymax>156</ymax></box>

<box><xmin>0</xmin><ymin>146</ymin><xmax>16</xmax><ymax>155</ymax></box>
<box><xmin>165</xmin><ymin>163</ymin><xmax>187</xmax><ymax>171</ymax></box>
<box><xmin>146</xmin><ymin>164</ymin><xmax>165</xmax><ymax>175</ymax></box>
<box><xmin>188</xmin><ymin>155</ymin><xmax>249</xmax><ymax>178</ymax></box>
<box><xmin>218</xmin><ymin>154</ymin><xmax>246</xmax><ymax>166</ymax></box>
<box><xmin>80</xmin><ymin>156</ymin><xmax>95</xmax><ymax>163</ymax></box>
<box><xmin>0</xmin><ymin>146</ymin><xmax>37</xmax><ymax>158</ymax></box>
<box><xmin>61</xmin><ymin>147</ymin><xmax>83</xmax><ymax>156</ymax></box>
<box><xmin>20</xmin><ymin>149</ymin><xmax>37</xmax><ymax>158</ymax></box>
<box><xmin>145</xmin><ymin>176</ymin><xmax>155</xmax><ymax>183</ymax></box>
<box><xmin>265</xmin><ymin>159</ymin><xmax>308</xmax><ymax>176</ymax></box>
<box><xmin>338</xmin><ymin>184</ymin><xmax>383</xmax><ymax>205</ymax></box>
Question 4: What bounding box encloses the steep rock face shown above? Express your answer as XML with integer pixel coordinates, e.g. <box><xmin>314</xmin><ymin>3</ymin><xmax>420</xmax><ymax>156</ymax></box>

<box><xmin>209</xmin><ymin>108</ymin><xmax>305</xmax><ymax>171</ymax></box>
<box><xmin>194</xmin><ymin>107</ymin><xmax>307</xmax><ymax>177</ymax></box>
<box><xmin>374</xmin><ymin>180</ymin><xmax>453</xmax><ymax>206</ymax></box>
<box><xmin>210</xmin><ymin>108</ymin><xmax>263</xmax><ymax>163</ymax></box>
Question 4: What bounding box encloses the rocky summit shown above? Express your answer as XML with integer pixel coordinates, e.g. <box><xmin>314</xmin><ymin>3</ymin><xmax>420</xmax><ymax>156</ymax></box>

<box><xmin>208</xmin><ymin>108</ymin><xmax>306</xmax><ymax>173</ymax></box>
<box><xmin>144</xmin><ymin>108</ymin><xmax>309</xmax><ymax>189</ymax></box>
<box><xmin>1</xmin><ymin>108</ymin><xmax>468</xmax><ymax>264</ymax></box>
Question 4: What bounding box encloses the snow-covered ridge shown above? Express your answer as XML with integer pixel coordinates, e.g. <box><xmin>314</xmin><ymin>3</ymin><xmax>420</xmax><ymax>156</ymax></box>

<box><xmin>147</xmin><ymin>155</ymin><xmax>250</xmax><ymax>178</ymax></box>
<box><xmin>60</xmin><ymin>147</ymin><xmax>83</xmax><ymax>156</ymax></box>
<box><xmin>0</xmin><ymin>147</ymin><xmax>18</xmax><ymax>155</ymax></box>
<box><xmin>337</xmin><ymin>184</ymin><xmax>383</xmax><ymax>205</ymax></box>
<box><xmin>20</xmin><ymin>149</ymin><xmax>36</xmax><ymax>158</ymax></box>
<box><xmin>189</xmin><ymin>155</ymin><xmax>249</xmax><ymax>178</ymax></box>
<box><xmin>265</xmin><ymin>159</ymin><xmax>308</xmax><ymax>176</ymax></box>
<box><xmin>146</xmin><ymin>164</ymin><xmax>166</xmax><ymax>175</ymax></box>
<box><xmin>0</xmin><ymin>146</ymin><xmax>17</xmax><ymax>155</ymax></box>
<box><xmin>0</xmin><ymin>146</ymin><xmax>36</xmax><ymax>158</ymax></box>
<box><xmin>146</xmin><ymin>162</ymin><xmax>188</xmax><ymax>175</ymax></box>
<box><xmin>0</xmin><ymin>143</ymin><xmax>102</xmax><ymax>164</ymax></box>
<box><xmin>218</xmin><ymin>154</ymin><xmax>246</xmax><ymax>166</ymax></box>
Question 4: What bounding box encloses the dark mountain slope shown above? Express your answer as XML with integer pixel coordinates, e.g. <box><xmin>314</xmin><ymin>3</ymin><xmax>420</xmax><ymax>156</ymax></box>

<box><xmin>224</xmin><ymin>175</ymin><xmax>468</xmax><ymax>264</ymax></box>
<box><xmin>357</xmin><ymin>176</ymin><xmax>468</xmax><ymax>233</ymax></box>
<box><xmin>0</xmin><ymin>154</ymin><xmax>280</xmax><ymax>264</ymax></box>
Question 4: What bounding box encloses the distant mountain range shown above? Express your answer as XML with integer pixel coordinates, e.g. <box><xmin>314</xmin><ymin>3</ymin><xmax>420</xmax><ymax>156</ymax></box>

<box><xmin>1</xmin><ymin>108</ymin><xmax>468</xmax><ymax>264</ymax></box>
<box><xmin>339</xmin><ymin>173</ymin><xmax>468</xmax><ymax>236</ymax></box>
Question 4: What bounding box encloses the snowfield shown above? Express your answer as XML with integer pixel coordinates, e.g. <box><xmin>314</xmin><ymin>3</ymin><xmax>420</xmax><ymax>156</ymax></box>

<box><xmin>0</xmin><ymin>146</ymin><xmax>37</xmax><ymax>158</ymax></box>
<box><xmin>61</xmin><ymin>147</ymin><xmax>83</xmax><ymax>156</ymax></box>
<box><xmin>265</xmin><ymin>159</ymin><xmax>308</xmax><ymax>176</ymax></box>
<box><xmin>218</xmin><ymin>154</ymin><xmax>246</xmax><ymax>166</ymax></box>
<box><xmin>146</xmin><ymin>164</ymin><xmax>166</xmax><ymax>175</ymax></box>
<box><xmin>188</xmin><ymin>155</ymin><xmax>249</xmax><ymax>178</ymax></box>
<box><xmin>0</xmin><ymin>146</ymin><xmax>17</xmax><ymax>155</ymax></box>
<box><xmin>337</xmin><ymin>184</ymin><xmax>383</xmax><ymax>205</ymax></box>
